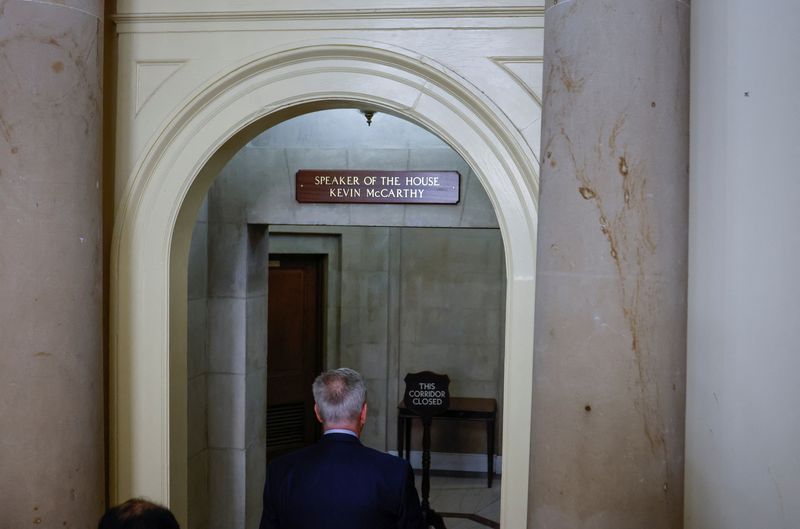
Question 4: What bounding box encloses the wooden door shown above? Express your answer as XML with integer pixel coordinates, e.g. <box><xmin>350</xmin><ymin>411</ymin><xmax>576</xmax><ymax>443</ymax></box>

<box><xmin>266</xmin><ymin>254</ymin><xmax>324</xmax><ymax>461</ymax></box>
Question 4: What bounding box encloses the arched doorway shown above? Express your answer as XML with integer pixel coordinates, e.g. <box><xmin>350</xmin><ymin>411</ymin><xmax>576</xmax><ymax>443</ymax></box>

<box><xmin>110</xmin><ymin>42</ymin><xmax>538</xmax><ymax>527</ymax></box>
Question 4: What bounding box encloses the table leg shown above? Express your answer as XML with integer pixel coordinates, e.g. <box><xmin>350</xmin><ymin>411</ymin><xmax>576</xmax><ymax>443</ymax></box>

<box><xmin>404</xmin><ymin>417</ymin><xmax>412</xmax><ymax>461</ymax></box>
<box><xmin>487</xmin><ymin>418</ymin><xmax>495</xmax><ymax>488</ymax></box>
<box><xmin>397</xmin><ymin>414</ymin><xmax>404</xmax><ymax>460</ymax></box>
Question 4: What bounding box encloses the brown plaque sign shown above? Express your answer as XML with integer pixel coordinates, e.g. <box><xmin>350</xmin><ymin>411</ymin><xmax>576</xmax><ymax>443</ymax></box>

<box><xmin>296</xmin><ymin>170</ymin><xmax>460</xmax><ymax>204</ymax></box>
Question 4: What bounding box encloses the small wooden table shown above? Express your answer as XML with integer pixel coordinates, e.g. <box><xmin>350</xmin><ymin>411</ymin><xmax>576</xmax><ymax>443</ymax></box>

<box><xmin>397</xmin><ymin>397</ymin><xmax>497</xmax><ymax>488</ymax></box>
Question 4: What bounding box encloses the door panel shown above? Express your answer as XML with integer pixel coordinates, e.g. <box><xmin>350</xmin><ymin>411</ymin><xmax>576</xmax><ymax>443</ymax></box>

<box><xmin>266</xmin><ymin>254</ymin><xmax>324</xmax><ymax>461</ymax></box>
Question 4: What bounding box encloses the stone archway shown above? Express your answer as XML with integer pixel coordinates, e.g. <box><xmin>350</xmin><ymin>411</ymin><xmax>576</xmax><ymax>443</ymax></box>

<box><xmin>110</xmin><ymin>41</ymin><xmax>538</xmax><ymax>527</ymax></box>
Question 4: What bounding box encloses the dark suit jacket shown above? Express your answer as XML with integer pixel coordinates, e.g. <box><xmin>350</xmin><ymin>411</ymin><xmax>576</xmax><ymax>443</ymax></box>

<box><xmin>259</xmin><ymin>432</ymin><xmax>426</xmax><ymax>529</ymax></box>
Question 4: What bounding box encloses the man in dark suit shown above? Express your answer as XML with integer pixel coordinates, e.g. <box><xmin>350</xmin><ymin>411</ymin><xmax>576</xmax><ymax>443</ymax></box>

<box><xmin>259</xmin><ymin>368</ymin><xmax>426</xmax><ymax>529</ymax></box>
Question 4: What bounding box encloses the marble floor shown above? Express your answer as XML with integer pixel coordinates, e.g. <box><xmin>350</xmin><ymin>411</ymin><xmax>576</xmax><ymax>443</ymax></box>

<box><xmin>416</xmin><ymin>474</ymin><xmax>501</xmax><ymax>529</ymax></box>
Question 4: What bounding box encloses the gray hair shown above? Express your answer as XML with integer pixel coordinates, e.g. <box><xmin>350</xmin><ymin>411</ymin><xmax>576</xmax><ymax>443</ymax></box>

<box><xmin>312</xmin><ymin>368</ymin><xmax>367</xmax><ymax>424</ymax></box>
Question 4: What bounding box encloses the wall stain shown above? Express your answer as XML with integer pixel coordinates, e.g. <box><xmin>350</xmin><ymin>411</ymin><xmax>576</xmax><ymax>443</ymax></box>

<box><xmin>608</xmin><ymin>114</ymin><xmax>626</xmax><ymax>152</ymax></box>
<box><xmin>0</xmin><ymin>114</ymin><xmax>12</xmax><ymax>140</ymax></box>
<box><xmin>618</xmin><ymin>156</ymin><xmax>629</xmax><ymax>177</ymax></box>
<box><xmin>768</xmin><ymin>466</ymin><xmax>786</xmax><ymax>518</ymax></box>
<box><xmin>557</xmin><ymin>113</ymin><xmax>669</xmax><ymax>478</ymax></box>
<box><xmin>0</xmin><ymin>26</ymin><xmax>100</xmax><ymax>118</ymax></box>
<box><xmin>560</xmin><ymin>59</ymin><xmax>584</xmax><ymax>93</ymax></box>
<box><xmin>549</xmin><ymin>55</ymin><xmax>585</xmax><ymax>96</ymax></box>
<box><xmin>0</xmin><ymin>113</ymin><xmax>18</xmax><ymax>154</ymax></box>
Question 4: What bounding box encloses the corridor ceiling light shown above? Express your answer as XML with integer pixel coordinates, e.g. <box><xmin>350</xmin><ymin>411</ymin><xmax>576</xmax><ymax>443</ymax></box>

<box><xmin>360</xmin><ymin>109</ymin><xmax>376</xmax><ymax>126</ymax></box>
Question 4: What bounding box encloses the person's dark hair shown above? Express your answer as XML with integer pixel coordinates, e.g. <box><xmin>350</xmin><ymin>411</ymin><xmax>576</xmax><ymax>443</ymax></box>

<box><xmin>98</xmin><ymin>498</ymin><xmax>180</xmax><ymax>529</ymax></box>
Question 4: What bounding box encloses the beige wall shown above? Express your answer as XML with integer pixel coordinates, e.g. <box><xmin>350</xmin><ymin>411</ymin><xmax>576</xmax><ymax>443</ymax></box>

<box><xmin>111</xmin><ymin>5</ymin><xmax>544</xmax><ymax>197</ymax></box>
<box><xmin>111</xmin><ymin>5</ymin><xmax>540</xmax><ymax>526</ymax></box>
<box><xmin>686</xmin><ymin>1</ymin><xmax>800</xmax><ymax>527</ymax></box>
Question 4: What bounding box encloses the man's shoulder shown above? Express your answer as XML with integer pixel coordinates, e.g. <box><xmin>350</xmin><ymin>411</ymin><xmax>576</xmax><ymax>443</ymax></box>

<box><xmin>269</xmin><ymin>437</ymin><xmax>408</xmax><ymax>474</ymax></box>
<box><xmin>267</xmin><ymin>442</ymin><xmax>321</xmax><ymax>475</ymax></box>
<box><xmin>359</xmin><ymin>443</ymin><xmax>407</xmax><ymax>466</ymax></box>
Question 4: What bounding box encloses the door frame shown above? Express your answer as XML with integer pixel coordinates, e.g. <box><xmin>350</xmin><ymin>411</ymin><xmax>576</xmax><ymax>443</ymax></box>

<box><xmin>110</xmin><ymin>41</ymin><xmax>538</xmax><ymax>527</ymax></box>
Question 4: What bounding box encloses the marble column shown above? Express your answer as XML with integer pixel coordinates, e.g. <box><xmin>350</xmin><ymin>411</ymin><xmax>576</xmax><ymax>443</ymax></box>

<box><xmin>532</xmin><ymin>1</ymin><xmax>689</xmax><ymax>528</ymax></box>
<box><xmin>0</xmin><ymin>1</ymin><xmax>104</xmax><ymax>527</ymax></box>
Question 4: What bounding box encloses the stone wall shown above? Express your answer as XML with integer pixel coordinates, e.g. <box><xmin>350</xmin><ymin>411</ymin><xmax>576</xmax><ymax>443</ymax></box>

<box><xmin>186</xmin><ymin>110</ymin><xmax>506</xmax><ymax>529</ymax></box>
<box><xmin>267</xmin><ymin>225</ymin><xmax>506</xmax><ymax>453</ymax></box>
<box><xmin>209</xmin><ymin>109</ymin><xmax>498</xmax><ymax>228</ymax></box>
<box><xmin>187</xmin><ymin>199</ymin><xmax>209</xmax><ymax>529</ymax></box>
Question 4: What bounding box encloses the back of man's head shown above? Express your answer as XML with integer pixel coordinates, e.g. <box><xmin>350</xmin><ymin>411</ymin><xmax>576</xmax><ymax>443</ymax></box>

<box><xmin>98</xmin><ymin>498</ymin><xmax>180</xmax><ymax>529</ymax></box>
<box><xmin>312</xmin><ymin>367</ymin><xmax>367</xmax><ymax>424</ymax></box>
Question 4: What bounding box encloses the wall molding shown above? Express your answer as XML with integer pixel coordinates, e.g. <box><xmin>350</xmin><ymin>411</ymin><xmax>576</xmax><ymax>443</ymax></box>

<box><xmin>113</xmin><ymin>6</ymin><xmax>545</xmax><ymax>25</ymax></box>
<box><xmin>389</xmin><ymin>451</ymin><xmax>502</xmax><ymax>475</ymax></box>
<box><xmin>135</xmin><ymin>61</ymin><xmax>187</xmax><ymax>115</ymax></box>
<box><xmin>490</xmin><ymin>56</ymin><xmax>544</xmax><ymax>108</ymax></box>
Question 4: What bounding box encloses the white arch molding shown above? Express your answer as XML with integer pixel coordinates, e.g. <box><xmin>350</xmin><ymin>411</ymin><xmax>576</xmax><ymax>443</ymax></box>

<box><xmin>110</xmin><ymin>40</ymin><xmax>539</xmax><ymax>527</ymax></box>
